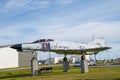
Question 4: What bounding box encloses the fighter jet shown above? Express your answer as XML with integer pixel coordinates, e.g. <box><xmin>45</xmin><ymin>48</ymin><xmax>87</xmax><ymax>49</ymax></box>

<box><xmin>6</xmin><ymin>38</ymin><xmax>110</xmax><ymax>55</ymax></box>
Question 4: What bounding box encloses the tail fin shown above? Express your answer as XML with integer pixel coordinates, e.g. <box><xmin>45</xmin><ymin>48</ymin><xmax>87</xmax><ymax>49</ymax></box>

<box><xmin>88</xmin><ymin>38</ymin><xmax>105</xmax><ymax>47</ymax></box>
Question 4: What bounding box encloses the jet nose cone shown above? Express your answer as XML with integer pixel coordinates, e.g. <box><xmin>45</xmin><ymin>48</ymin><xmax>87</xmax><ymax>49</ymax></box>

<box><xmin>10</xmin><ymin>44</ymin><xmax>22</xmax><ymax>50</ymax></box>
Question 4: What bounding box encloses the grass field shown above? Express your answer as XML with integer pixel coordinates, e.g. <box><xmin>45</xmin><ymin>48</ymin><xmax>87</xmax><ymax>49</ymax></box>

<box><xmin>0</xmin><ymin>66</ymin><xmax>120</xmax><ymax>80</ymax></box>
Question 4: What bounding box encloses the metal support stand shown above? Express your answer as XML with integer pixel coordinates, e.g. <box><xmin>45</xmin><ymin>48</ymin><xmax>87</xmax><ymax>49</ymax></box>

<box><xmin>31</xmin><ymin>51</ymin><xmax>38</xmax><ymax>76</ymax></box>
<box><xmin>63</xmin><ymin>55</ymin><xmax>69</xmax><ymax>72</ymax></box>
<box><xmin>81</xmin><ymin>55</ymin><xmax>88</xmax><ymax>73</ymax></box>
<box><xmin>94</xmin><ymin>52</ymin><xmax>98</xmax><ymax>66</ymax></box>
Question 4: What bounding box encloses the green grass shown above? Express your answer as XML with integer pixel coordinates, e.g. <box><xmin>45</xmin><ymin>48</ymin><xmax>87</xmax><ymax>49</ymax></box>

<box><xmin>0</xmin><ymin>66</ymin><xmax>120</xmax><ymax>80</ymax></box>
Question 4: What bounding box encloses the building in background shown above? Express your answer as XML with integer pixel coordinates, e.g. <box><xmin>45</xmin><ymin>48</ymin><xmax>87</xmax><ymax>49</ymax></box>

<box><xmin>46</xmin><ymin>55</ymin><xmax>90</xmax><ymax>64</ymax></box>
<box><xmin>46</xmin><ymin>57</ymin><xmax>63</xmax><ymax>64</ymax></box>
<box><xmin>70</xmin><ymin>55</ymin><xmax>90</xmax><ymax>63</ymax></box>
<box><xmin>18</xmin><ymin>51</ymin><xmax>37</xmax><ymax>67</ymax></box>
<box><xmin>0</xmin><ymin>47</ymin><xmax>36</xmax><ymax>69</ymax></box>
<box><xmin>0</xmin><ymin>47</ymin><xmax>18</xmax><ymax>69</ymax></box>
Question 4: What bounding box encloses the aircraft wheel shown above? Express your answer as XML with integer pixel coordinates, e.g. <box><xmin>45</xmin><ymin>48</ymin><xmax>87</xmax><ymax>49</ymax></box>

<box><xmin>81</xmin><ymin>55</ymin><xmax>85</xmax><ymax>60</ymax></box>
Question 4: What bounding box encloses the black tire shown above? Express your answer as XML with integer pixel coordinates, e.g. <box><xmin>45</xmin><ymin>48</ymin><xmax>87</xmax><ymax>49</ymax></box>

<box><xmin>81</xmin><ymin>55</ymin><xmax>85</xmax><ymax>60</ymax></box>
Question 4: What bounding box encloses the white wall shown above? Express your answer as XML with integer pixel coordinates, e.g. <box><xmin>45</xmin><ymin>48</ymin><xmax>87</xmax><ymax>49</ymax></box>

<box><xmin>0</xmin><ymin>47</ymin><xmax>18</xmax><ymax>69</ymax></box>
<box><xmin>47</xmin><ymin>57</ymin><xmax>63</xmax><ymax>64</ymax></box>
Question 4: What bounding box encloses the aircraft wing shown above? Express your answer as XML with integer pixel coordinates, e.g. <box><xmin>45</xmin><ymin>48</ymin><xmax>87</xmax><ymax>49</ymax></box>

<box><xmin>50</xmin><ymin>47</ymin><xmax>111</xmax><ymax>55</ymax></box>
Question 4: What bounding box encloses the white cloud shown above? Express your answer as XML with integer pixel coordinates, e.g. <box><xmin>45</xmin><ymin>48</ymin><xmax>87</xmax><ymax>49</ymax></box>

<box><xmin>57</xmin><ymin>0</ymin><xmax>74</xmax><ymax>4</ymax></box>
<box><xmin>34</xmin><ymin>21</ymin><xmax>120</xmax><ymax>42</ymax></box>
<box><xmin>34</xmin><ymin>21</ymin><xmax>119</xmax><ymax>43</ymax></box>
<box><xmin>26</xmin><ymin>0</ymin><xmax>50</xmax><ymax>9</ymax></box>
<box><xmin>0</xmin><ymin>0</ymin><xmax>50</xmax><ymax>13</ymax></box>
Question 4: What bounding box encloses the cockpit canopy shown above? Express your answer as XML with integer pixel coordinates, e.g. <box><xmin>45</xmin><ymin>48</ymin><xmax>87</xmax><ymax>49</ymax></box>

<box><xmin>33</xmin><ymin>39</ymin><xmax>54</xmax><ymax>43</ymax></box>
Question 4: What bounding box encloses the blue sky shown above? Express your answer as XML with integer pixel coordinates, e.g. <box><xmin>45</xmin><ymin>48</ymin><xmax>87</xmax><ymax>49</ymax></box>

<box><xmin>0</xmin><ymin>0</ymin><xmax>120</xmax><ymax>60</ymax></box>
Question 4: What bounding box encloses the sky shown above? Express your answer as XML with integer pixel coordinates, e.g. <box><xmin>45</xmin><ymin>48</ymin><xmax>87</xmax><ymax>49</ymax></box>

<box><xmin>0</xmin><ymin>0</ymin><xmax>120</xmax><ymax>60</ymax></box>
